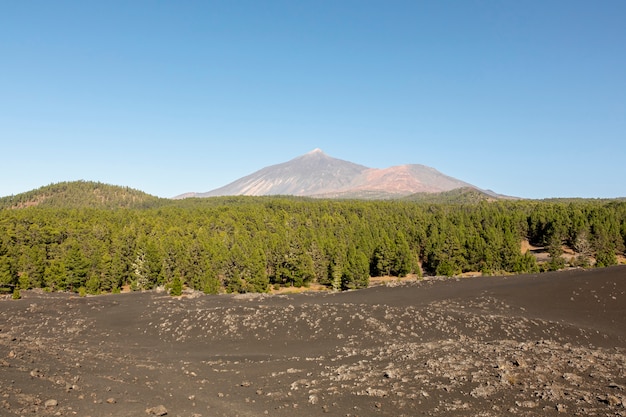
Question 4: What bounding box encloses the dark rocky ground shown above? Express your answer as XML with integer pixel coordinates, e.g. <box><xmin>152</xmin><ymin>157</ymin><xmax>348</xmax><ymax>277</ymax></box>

<box><xmin>1</xmin><ymin>266</ymin><xmax>625</xmax><ymax>417</ymax></box>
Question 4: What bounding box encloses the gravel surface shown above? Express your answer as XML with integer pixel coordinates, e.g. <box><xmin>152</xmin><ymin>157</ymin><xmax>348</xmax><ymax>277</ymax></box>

<box><xmin>1</xmin><ymin>266</ymin><xmax>625</xmax><ymax>416</ymax></box>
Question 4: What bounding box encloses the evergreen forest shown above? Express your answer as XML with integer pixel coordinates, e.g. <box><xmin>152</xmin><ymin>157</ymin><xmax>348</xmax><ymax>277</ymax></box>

<box><xmin>1</xmin><ymin>182</ymin><xmax>625</xmax><ymax>295</ymax></box>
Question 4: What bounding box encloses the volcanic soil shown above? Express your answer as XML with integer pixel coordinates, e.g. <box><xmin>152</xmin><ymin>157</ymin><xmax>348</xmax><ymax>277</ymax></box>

<box><xmin>1</xmin><ymin>266</ymin><xmax>625</xmax><ymax>417</ymax></box>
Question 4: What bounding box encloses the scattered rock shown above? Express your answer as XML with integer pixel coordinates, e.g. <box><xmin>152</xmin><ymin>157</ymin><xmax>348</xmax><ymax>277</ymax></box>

<box><xmin>598</xmin><ymin>394</ymin><xmax>622</xmax><ymax>406</ymax></box>
<box><xmin>44</xmin><ymin>399</ymin><xmax>58</xmax><ymax>408</ymax></box>
<box><xmin>383</xmin><ymin>370</ymin><xmax>396</xmax><ymax>379</ymax></box>
<box><xmin>471</xmin><ymin>385</ymin><xmax>496</xmax><ymax>398</ymax></box>
<box><xmin>516</xmin><ymin>400</ymin><xmax>537</xmax><ymax>408</ymax></box>
<box><xmin>146</xmin><ymin>404</ymin><xmax>168</xmax><ymax>415</ymax></box>
<box><xmin>366</xmin><ymin>388</ymin><xmax>388</xmax><ymax>397</ymax></box>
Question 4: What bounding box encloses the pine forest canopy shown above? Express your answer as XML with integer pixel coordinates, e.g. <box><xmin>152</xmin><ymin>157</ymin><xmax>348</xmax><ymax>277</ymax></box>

<box><xmin>1</xmin><ymin>181</ymin><xmax>625</xmax><ymax>295</ymax></box>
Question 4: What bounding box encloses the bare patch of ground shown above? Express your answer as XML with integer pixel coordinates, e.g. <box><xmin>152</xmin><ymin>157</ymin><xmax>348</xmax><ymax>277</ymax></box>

<box><xmin>1</xmin><ymin>266</ymin><xmax>625</xmax><ymax>416</ymax></box>
<box><xmin>520</xmin><ymin>239</ymin><xmax>626</xmax><ymax>267</ymax></box>
<box><xmin>269</xmin><ymin>283</ymin><xmax>331</xmax><ymax>295</ymax></box>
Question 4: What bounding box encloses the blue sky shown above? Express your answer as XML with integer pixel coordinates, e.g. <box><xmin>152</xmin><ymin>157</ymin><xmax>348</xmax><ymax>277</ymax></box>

<box><xmin>1</xmin><ymin>1</ymin><xmax>625</xmax><ymax>199</ymax></box>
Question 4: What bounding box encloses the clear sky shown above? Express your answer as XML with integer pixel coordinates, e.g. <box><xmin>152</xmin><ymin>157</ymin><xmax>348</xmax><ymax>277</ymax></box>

<box><xmin>1</xmin><ymin>1</ymin><xmax>625</xmax><ymax>199</ymax></box>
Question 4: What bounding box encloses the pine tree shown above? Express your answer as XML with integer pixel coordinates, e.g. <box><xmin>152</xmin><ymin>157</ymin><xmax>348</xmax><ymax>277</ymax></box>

<box><xmin>0</xmin><ymin>255</ymin><xmax>17</xmax><ymax>288</ymax></box>
<box><xmin>341</xmin><ymin>247</ymin><xmax>369</xmax><ymax>290</ymax></box>
<box><xmin>170</xmin><ymin>275</ymin><xmax>183</xmax><ymax>296</ymax></box>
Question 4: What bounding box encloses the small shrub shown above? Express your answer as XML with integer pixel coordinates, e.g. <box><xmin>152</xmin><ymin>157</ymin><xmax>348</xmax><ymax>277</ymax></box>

<box><xmin>546</xmin><ymin>256</ymin><xmax>566</xmax><ymax>271</ymax></box>
<box><xmin>170</xmin><ymin>276</ymin><xmax>183</xmax><ymax>297</ymax></box>
<box><xmin>85</xmin><ymin>276</ymin><xmax>101</xmax><ymax>295</ymax></box>
<box><xmin>574</xmin><ymin>254</ymin><xmax>591</xmax><ymax>268</ymax></box>
<box><xmin>12</xmin><ymin>288</ymin><xmax>21</xmax><ymax>300</ymax></box>
<box><xmin>18</xmin><ymin>273</ymin><xmax>30</xmax><ymax>290</ymax></box>
<box><xmin>203</xmin><ymin>277</ymin><xmax>221</xmax><ymax>295</ymax></box>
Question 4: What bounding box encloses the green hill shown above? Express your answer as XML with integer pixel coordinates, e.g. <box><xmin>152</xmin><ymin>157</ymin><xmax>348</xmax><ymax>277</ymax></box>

<box><xmin>402</xmin><ymin>187</ymin><xmax>505</xmax><ymax>204</ymax></box>
<box><xmin>0</xmin><ymin>181</ymin><xmax>164</xmax><ymax>210</ymax></box>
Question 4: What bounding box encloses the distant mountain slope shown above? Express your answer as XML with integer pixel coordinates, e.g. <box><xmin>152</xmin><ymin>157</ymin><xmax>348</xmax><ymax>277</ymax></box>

<box><xmin>0</xmin><ymin>181</ymin><xmax>163</xmax><ymax>209</ymax></box>
<box><xmin>189</xmin><ymin>148</ymin><xmax>369</xmax><ymax>198</ymax></box>
<box><xmin>178</xmin><ymin>149</ymin><xmax>482</xmax><ymax>199</ymax></box>
<box><xmin>343</xmin><ymin>164</ymin><xmax>473</xmax><ymax>195</ymax></box>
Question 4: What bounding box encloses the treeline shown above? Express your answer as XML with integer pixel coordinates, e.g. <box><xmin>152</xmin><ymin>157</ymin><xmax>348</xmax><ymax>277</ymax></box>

<box><xmin>1</xmin><ymin>197</ymin><xmax>625</xmax><ymax>295</ymax></box>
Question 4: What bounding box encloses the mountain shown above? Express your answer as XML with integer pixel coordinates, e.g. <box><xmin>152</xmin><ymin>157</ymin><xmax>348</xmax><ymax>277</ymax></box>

<box><xmin>196</xmin><ymin>148</ymin><xmax>368</xmax><ymax>198</ymax></box>
<box><xmin>179</xmin><ymin>149</ymin><xmax>481</xmax><ymax>199</ymax></box>
<box><xmin>0</xmin><ymin>181</ymin><xmax>163</xmax><ymax>210</ymax></box>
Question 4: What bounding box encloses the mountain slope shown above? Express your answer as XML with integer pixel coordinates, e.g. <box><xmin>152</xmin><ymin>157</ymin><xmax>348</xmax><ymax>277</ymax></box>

<box><xmin>0</xmin><ymin>181</ymin><xmax>163</xmax><ymax>209</ymax></box>
<box><xmin>342</xmin><ymin>164</ymin><xmax>473</xmax><ymax>195</ymax></box>
<box><xmin>179</xmin><ymin>149</ymin><xmax>482</xmax><ymax>199</ymax></box>
<box><xmin>190</xmin><ymin>148</ymin><xmax>369</xmax><ymax>198</ymax></box>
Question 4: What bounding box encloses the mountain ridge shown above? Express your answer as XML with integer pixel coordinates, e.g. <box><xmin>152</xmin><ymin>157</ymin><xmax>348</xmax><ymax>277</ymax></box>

<box><xmin>179</xmin><ymin>149</ymin><xmax>482</xmax><ymax>199</ymax></box>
